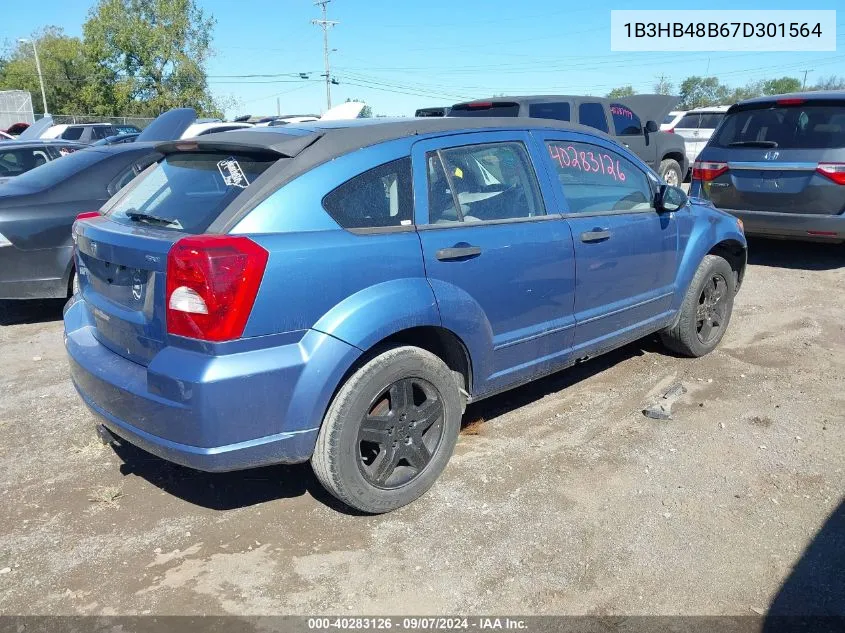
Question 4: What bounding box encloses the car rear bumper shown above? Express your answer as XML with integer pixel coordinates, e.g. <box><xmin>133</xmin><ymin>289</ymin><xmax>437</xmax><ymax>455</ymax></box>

<box><xmin>717</xmin><ymin>209</ymin><xmax>845</xmax><ymax>242</ymax></box>
<box><xmin>64</xmin><ymin>298</ymin><xmax>358</xmax><ymax>472</ymax></box>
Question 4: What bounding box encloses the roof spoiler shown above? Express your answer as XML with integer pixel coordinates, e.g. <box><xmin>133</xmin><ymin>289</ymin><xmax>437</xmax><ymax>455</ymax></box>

<box><xmin>154</xmin><ymin>131</ymin><xmax>323</xmax><ymax>158</ymax></box>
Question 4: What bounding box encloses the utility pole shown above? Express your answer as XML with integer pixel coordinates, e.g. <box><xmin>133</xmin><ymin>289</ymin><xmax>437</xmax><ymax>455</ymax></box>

<box><xmin>18</xmin><ymin>38</ymin><xmax>48</xmax><ymax>115</ymax></box>
<box><xmin>801</xmin><ymin>69</ymin><xmax>813</xmax><ymax>90</ymax></box>
<box><xmin>311</xmin><ymin>0</ymin><xmax>338</xmax><ymax>111</ymax></box>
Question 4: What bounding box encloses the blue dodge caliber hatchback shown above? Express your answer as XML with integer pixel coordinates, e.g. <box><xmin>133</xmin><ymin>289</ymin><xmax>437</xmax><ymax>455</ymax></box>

<box><xmin>65</xmin><ymin>118</ymin><xmax>746</xmax><ymax>513</ymax></box>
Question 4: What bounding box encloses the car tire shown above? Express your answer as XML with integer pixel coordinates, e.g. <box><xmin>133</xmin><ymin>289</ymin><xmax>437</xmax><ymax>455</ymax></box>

<box><xmin>660</xmin><ymin>254</ymin><xmax>736</xmax><ymax>357</ymax></box>
<box><xmin>311</xmin><ymin>345</ymin><xmax>462</xmax><ymax>514</ymax></box>
<box><xmin>659</xmin><ymin>158</ymin><xmax>683</xmax><ymax>187</ymax></box>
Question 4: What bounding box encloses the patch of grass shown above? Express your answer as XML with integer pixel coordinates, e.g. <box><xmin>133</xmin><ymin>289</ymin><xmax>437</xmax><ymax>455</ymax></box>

<box><xmin>70</xmin><ymin>439</ymin><xmax>105</xmax><ymax>457</ymax></box>
<box><xmin>461</xmin><ymin>416</ymin><xmax>485</xmax><ymax>436</ymax></box>
<box><xmin>88</xmin><ymin>485</ymin><xmax>124</xmax><ymax>507</ymax></box>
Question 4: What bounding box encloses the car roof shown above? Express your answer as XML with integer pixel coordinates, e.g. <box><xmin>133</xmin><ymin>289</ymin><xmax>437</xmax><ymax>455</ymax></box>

<box><xmin>733</xmin><ymin>90</ymin><xmax>845</xmax><ymax>108</ymax></box>
<box><xmin>183</xmin><ymin>117</ymin><xmax>622</xmax><ymax>234</ymax></box>
<box><xmin>0</xmin><ymin>139</ymin><xmax>87</xmax><ymax>149</ymax></box>
<box><xmin>159</xmin><ymin>116</ymin><xmax>613</xmax><ymax>158</ymax></box>
<box><xmin>687</xmin><ymin>105</ymin><xmax>731</xmax><ymax>113</ymax></box>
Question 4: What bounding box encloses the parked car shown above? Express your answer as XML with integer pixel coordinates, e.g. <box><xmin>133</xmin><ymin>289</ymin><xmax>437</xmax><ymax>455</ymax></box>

<box><xmin>5</xmin><ymin>122</ymin><xmax>30</xmax><ymax>137</ymax></box>
<box><xmin>181</xmin><ymin>121</ymin><xmax>254</xmax><ymax>138</ymax></box>
<box><xmin>92</xmin><ymin>133</ymin><xmax>140</xmax><ymax>146</ymax></box>
<box><xmin>65</xmin><ymin>117</ymin><xmax>746</xmax><ymax>513</ymax></box>
<box><xmin>264</xmin><ymin>116</ymin><xmax>321</xmax><ymax>126</ymax></box>
<box><xmin>691</xmin><ymin>91</ymin><xmax>845</xmax><ymax>242</ymax></box>
<box><xmin>0</xmin><ymin>140</ymin><xmax>85</xmax><ymax>183</ymax></box>
<box><xmin>672</xmin><ymin>105</ymin><xmax>730</xmax><ymax>168</ymax></box>
<box><xmin>0</xmin><ymin>108</ymin><xmax>196</xmax><ymax>300</ymax></box>
<box><xmin>415</xmin><ymin>107</ymin><xmax>450</xmax><ymax>117</ymax></box>
<box><xmin>661</xmin><ymin>110</ymin><xmax>687</xmax><ymax>131</ymax></box>
<box><xmin>0</xmin><ymin>131</ymin><xmax>14</xmax><ymax>141</ymax></box>
<box><xmin>450</xmin><ymin>95</ymin><xmax>688</xmax><ymax>186</ymax></box>
<box><xmin>41</xmin><ymin>122</ymin><xmax>119</xmax><ymax>143</ymax></box>
<box><xmin>115</xmin><ymin>124</ymin><xmax>142</xmax><ymax>135</ymax></box>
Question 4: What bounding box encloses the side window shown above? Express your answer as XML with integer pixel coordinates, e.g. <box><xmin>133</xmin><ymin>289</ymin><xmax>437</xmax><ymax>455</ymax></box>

<box><xmin>578</xmin><ymin>102</ymin><xmax>609</xmax><ymax>133</ymax></box>
<box><xmin>610</xmin><ymin>103</ymin><xmax>643</xmax><ymax>136</ymax></box>
<box><xmin>698</xmin><ymin>113</ymin><xmax>723</xmax><ymax>130</ymax></box>
<box><xmin>675</xmin><ymin>114</ymin><xmax>700</xmax><ymax>130</ymax></box>
<box><xmin>61</xmin><ymin>127</ymin><xmax>84</xmax><ymax>141</ymax></box>
<box><xmin>544</xmin><ymin>140</ymin><xmax>654</xmax><ymax>214</ymax></box>
<box><xmin>528</xmin><ymin>102</ymin><xmax>570</xmax><ymax>122</ymax></box>
<box><xmin>91</xmin><ymin>126</ymin><xmax>112</xmax><ymax>140</ymax></box>
<box><xmin>426</xmin><ymin>141</ymin><xmax>544</xmax><ymax>224</ymax></box>
<box><xmin>107</xmin><ymin>164</ymin><xmax>141</xmax><ymax>196</ymax></box>
<box><xmin>322</xmin><ymin>157</ymin><xmax>413</xmax><ymax>230</ymax></box>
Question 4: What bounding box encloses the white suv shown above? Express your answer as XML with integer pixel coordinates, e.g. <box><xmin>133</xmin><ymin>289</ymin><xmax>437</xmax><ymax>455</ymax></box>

<box><xmin>673</xmin><ymin>105</ymin><xmax>730</xmax><ymax>167</ymax></box>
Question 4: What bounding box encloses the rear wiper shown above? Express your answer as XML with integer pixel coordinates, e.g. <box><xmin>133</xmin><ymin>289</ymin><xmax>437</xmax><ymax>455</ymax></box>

<box><xmin>125</xmin><ymin>211</ymin><xmax>183</xmax><ymax>229</ymax></box>
<box><xmin>728</xmin><ymin>140</ymin><xmax>779</xmax><ymax>148</ymax></box>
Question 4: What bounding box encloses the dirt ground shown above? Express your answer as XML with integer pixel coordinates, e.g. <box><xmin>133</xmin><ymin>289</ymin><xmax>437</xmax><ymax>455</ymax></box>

<box><xmin>0</xmin><ymin>237</ymin><xmax>842</xmax><ymax>617</ymax></box>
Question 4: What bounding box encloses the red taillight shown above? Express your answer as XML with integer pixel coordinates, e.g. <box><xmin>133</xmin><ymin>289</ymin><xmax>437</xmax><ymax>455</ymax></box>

<box><xmin>692</xmin><ymin>161</ymin><xmax>729</xmax><ymax>182</ymax></box>
<box><xmin>166</xmin><ymin>235</ymin><xmax>269</xmax><ymax>342</ymax></box>
<box><xmin>665</xmin><ymin>127</ymin><xmax>675</xmax><ymax>133</ymax></box>
<box><xmin>816</xmin><ymin>163</ymin><xmax>845</xmax><ymax>185</ymax></box>
<box><xmin>777</xmin><ymin>98</ymin><xmax>805</xmax><ymax>106</ymax></box>
<box><xmin>466</xmin><ymin>101</ymin><xmax>492</xmax><ymax>109</ymax></box>
<box><xmin>72</xmin><ymin>211</ymin><xmax>101</xmax><ymax>244</ymax></box>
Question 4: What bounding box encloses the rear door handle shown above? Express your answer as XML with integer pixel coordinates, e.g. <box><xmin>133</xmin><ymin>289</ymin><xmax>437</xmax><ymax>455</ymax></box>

<box><xmin>580</xmin><ymin>229</ymin><xmax>610</xmax><ymax>243</ymax></box>
<box><xmin>436</xmin><ymin>245</ymin><xmax>482</xmax><ymax>261</ymax></box>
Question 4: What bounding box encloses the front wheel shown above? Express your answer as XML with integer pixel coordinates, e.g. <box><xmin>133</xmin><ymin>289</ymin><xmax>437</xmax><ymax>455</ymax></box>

<box><xmin>659</xmin><ymin>158</ymin><xmax>683</xmax><ymax>187</ymax></box>
<box><xmin>660</xmin><ymin>254</ymin><xmax>736</xmax><ymax>357</ymax></box>
<box><xmin>311</xmin><ymin>345</ymin><xmax>462</xmax><ymax>513</ymax></box>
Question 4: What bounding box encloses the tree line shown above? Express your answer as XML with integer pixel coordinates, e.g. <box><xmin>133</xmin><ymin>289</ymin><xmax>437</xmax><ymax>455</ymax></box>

<box><xmin>607</xmin><ymin>74</ymin><xmax>845</xmax><ymax>109</ymax></box>
<box><xmin>0</xmin><ymin>0</ymin><xmax>225</xmax><ymax>118</ymax></box>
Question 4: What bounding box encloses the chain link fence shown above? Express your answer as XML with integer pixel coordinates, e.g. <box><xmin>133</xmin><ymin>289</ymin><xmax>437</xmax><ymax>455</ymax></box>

<box><xmin>0</xmin><ymin>90</ymin><xmax>35</xmax><ymax>129</ymax></box>
<box><xmin>40</xmin><ymin>114</ymin><xmax>155</xmax><ymax>129</ymax></box>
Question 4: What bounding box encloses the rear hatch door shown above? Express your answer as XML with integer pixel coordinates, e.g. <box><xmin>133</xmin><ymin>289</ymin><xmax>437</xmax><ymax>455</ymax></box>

<box><xmin>701</xmin><ymin>99</ymin><xmax>845</xmax><ymax>215</ymax></box>
<box><xmin>75</xmin><ymin>148</ymin><xmax>285</xmax><ymax>365</ymax></box>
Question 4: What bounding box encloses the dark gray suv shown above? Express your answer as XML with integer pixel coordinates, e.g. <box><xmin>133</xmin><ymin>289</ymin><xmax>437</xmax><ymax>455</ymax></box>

<box><xmin>450</xmin><ymin>95</ymin><xmax>688</xmax><ymax>185</ymax></box>
<box><xmin>691</xmin><ymin>91</ymin><xmax>845</xmax><ymax>243</ymax></box>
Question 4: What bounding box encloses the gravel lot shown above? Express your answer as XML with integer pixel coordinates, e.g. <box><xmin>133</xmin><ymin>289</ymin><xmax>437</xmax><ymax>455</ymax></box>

<box><xmin>0</xmin><ymin>238</ymin><xmax>842</xmax><ymax>617</ymax></box>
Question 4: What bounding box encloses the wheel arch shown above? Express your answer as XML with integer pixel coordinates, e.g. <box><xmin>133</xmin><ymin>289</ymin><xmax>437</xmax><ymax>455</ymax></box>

<box><xmin>708</xmin><ymin>239</ymin><xmax>747</xmax><ymax>291</ymax></box>
<box><xmin>673</xmin><ymin>222</ymin><xmax>746</xmax><ymax>313</ymax></box>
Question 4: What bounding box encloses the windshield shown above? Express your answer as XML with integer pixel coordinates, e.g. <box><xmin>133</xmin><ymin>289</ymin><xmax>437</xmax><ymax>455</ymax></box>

<box><xmin>9</xmin><ymin>147</ymin><xmax>106</xmax><ymax>189</ymax></box>
<box><xmin>713</xmin><ymin>104</ymin><xmax>845</xmax><ymax>149</ymax></box>
<box><xmin>108</xmin><ymin>152</ymin><xmax>277</xmax><ymax>233</ymax></box>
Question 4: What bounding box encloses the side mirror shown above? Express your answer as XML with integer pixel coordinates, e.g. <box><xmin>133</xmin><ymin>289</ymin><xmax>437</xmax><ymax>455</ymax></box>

<box><xmin>644</xmin><ymin>120</ymin><xmax>659</xmax><ymax>134</ymax></box>
<box><xmin>656</xmin><ymin>184</ymin><xmax>687</xmax><ymax>213</ymax></box>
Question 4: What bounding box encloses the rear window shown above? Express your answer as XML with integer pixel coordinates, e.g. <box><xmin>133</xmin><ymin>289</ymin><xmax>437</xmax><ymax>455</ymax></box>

<box><xmin>528</xmin><ymin>102</ymin><xmax>570</xmax><ymax>122</ymax></box>
<box><xmin>108</xmin><ymin>152</ymin><xmax>276</xmax><ymax>233</ymax></box>
<box><xmin>450</xmin><ymin>103</ymin><xmax>520</xmax><ymax>117</ymax></box>
<box><xmin>714</xmin><ymin>105</ymin><xmax>845</xmax><ymax>149</ymax></box>
<box><xmin>663</xmin><ymin>114</ymin><xmax>678</xmax><ymax>124</ymax></box>
<box><xmin>578</xmin><ymin>102</ymin><xmax>609</xmax><ymax>133</ymax></box>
